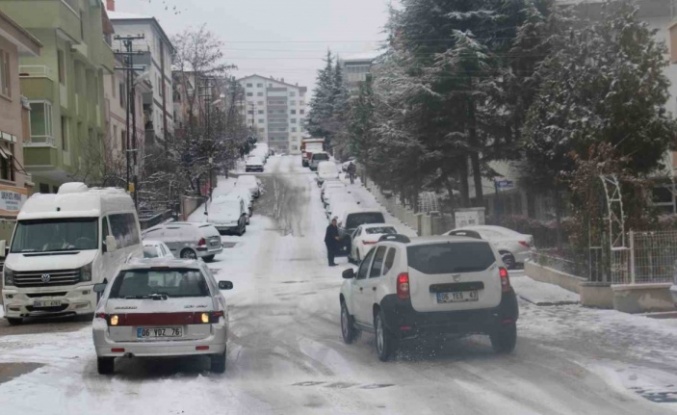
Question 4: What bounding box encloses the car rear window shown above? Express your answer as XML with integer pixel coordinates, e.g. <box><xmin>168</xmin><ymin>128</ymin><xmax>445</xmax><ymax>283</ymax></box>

<box><xmin>407</xmin><ymin>242</ymin><xmax>496</xmax><ymax>274</ymax></box>
<box><xmin>345</xmin><ymin>212</ymin><xmax>385</xmax><ymax>229</ymax></box>
<box><xmin>110</xmin><ymin>269</ymin><xmax>210</xmax><ymax>298</ymax></box>
<box><xmin>199</xmin><ymin>224</ymin><xmax>220</xmax><ymax>237</ymax></box>
<box><xmin>365</xmin><ymin>226</ymin><xmax>396</xmax><ymax>235</ymax></box>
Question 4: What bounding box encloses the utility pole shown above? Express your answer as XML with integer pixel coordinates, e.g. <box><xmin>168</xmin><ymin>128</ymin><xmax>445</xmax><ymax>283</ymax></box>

<box><xmin>114</xmin><ymin>34</ymin><xmax>145</xmax><ymax>208</ymax></box>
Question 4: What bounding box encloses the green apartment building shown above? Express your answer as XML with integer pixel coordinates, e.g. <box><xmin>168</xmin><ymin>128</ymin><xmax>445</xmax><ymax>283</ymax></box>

<box><xmin>0</xmin><ymin>0</ymin><xmax>114</xmax><ymax>192</ymax></box>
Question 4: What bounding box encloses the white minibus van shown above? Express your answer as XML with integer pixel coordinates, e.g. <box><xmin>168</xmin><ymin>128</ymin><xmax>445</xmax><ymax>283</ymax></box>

<box><xmin>1</xmin><ymin>183</ymin><xmax>142</xmax><ymax>324</ymax></box>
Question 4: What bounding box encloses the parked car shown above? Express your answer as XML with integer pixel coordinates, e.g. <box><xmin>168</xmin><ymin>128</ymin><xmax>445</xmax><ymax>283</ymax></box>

<box><xmin>142</xmin><ymin>240</ymin><xmax>175</xmax><ymax>259</ymax></box>
<box><xmin>245</xmin><ymin>156</ymin><xmax>264</xmax><ymax>172</ymax></box>
<box><xmin>235</xmin><ymin>175</ymin><xmax>261</xmax><ymax>198</ymax></box>
<box><xmin>309</xmin><ymin>152</ymin><xmax>331</xmax><ymax>171</ymax></box>
<box><xmin>224</xmin><ymin>189</ymin><xmax>253</xmax><ymax>223</ymax></box>
<box><xmin>2</xmin><ymin>182</ymin><xmax>143</xmax><ymax>325</ymax></box>
<box><xmin>339</xmin><ymin>234</ymin><xmax>518</xmax><ymax>361</ymax></box>
<box><xmin>142</xmin><ymin>222</ymin><xmax>223</xmax><ymax>262</ymax></box>
<box><xmin>349</xmin><ymin>224</ymin><xmax>399</xmax><ymax>263</ymax></box>
<box><xmin>443</xmin><ymin>225</ymin><xmax>534</xmax><ymax>269</ymax></box>
<box><xmin>334</xmin><ymin>209</ymin><xmax>386</xmax><ymax>256</ymax></box>
<box><xmin>321</xmin><ymin>181</ymin><xmax>346</xmax><ymax>201</ymax></box>
<box><xmin>316</xmin><ymin>161</ymin><xmax>340</xmax><ymax>186</ymax></box>
<box><xmin>208</xmin><ymin>195</ymin><xmax>248</xmax><ymax>236</ymax></box>
<box><xmin>92</xmin><ymin>258</ymin><xmax>234</xmax><ymax>374</ymax></box>
<box><xmin>323</xmin><ymin>187</ymin><xmax>353</xmax><ymax>210</ymax></box>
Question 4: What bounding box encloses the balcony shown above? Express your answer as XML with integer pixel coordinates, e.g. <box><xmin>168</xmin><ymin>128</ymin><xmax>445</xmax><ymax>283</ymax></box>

<box><xmin>0</xmin><ymin>1</ymin><xmax>81</xmax><ymax>42</ymax></box>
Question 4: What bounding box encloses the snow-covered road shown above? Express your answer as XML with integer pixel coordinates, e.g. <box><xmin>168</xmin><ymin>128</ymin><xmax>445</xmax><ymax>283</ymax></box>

<box><xmin>1</xmin><ymin>155</ymin><xmax>677</xmax><ymax>414</ymax></box>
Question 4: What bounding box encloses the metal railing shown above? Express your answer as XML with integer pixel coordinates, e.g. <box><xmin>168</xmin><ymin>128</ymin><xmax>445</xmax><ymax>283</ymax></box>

<box><xmin>628</xmin><ymin>230</ymin><xmax>677</xmax><ymax>284</ymax></box>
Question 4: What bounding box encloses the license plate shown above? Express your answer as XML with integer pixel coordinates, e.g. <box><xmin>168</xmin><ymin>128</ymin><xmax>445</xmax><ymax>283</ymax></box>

<box><xmin>437</xmin><ymin>291</ymin><xmax>478</xmax><ymax>303</ymax></box>
<box><xmin>33</xmin><ymin>299</ymin><xmax>62</xmax><ymax>307</ymax></box>
<box><xmin>136</xmin><ymin>327</ymin><xmax>183</xmax><ymax>338</ymax></box>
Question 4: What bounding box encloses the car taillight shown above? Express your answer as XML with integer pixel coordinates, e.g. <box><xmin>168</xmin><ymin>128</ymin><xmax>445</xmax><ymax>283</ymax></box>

<box><xmin>210</xmin><ymin>310</ymin><xmax>224</xmax><ymax>323</ymax></box>
<box><xmin>198</xmin><ymin>238</ymin><xmax>206</xmax><ymax>247</ymax></box>
<box><xmin>95</xmin><ymin>312</ymin><xmax>107</xmax><ymax>320</ymax></box>
<box><xmin>397</xmin><ymin>273</ymin><xmax>410</xmax><ymax>300</ymax></box>
<box><xmin>518</xmin><ymin>241</ymin><xmax>530</xmax><ymax>248</ymax></box>
<box><xmin>499</xmin><ymin>267</ymin><xmax>511</xmax><ymax>293</ymax></box>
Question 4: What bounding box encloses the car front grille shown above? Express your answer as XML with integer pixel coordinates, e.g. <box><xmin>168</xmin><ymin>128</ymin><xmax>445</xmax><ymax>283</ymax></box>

<box><xmin>14</xmin><ymin>269</ymin><xmax>80</xmax><ymax>288</ymax></box>
<box><xmin>26</xmin><ymin>305</ymin><xmax>69</xmax><ymax>313</ymax></box>
<box><xmin>26</xmin><ymin>292</ymin><xmax>68</xmax><ymax>298</ymax></box>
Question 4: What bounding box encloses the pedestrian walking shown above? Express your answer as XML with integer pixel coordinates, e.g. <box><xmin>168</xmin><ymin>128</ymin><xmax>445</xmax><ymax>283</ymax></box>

<box><xmin>324</xmin><ymin>217</ymin><xmax>340</xmax><ymax>266</ymax></box>
<box><xmin>347</xmin><ymin>162</ymin><xmax>356</xmax><ymax>184</ymax></box>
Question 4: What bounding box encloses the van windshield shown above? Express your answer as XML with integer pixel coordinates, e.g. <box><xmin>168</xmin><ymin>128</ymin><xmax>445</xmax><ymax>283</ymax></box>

<box><xmin>11</xmin><ymin>218</ymin><xmax>99</xmax><ymax>253</ymax></box>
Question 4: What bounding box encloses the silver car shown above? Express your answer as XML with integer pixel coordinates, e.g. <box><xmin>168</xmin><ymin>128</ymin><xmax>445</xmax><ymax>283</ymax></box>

<box><xmin>92</xmin><ymin>258</ymin><xmax>234</xmax><ymax>374</ymax></box>
<box><xmin>142</xmin><ymin>222</ymin><xmax>223</xmax><ymax>262</ymax></box>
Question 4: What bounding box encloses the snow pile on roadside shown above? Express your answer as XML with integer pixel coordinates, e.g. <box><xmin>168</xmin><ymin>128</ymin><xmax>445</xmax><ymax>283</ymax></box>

<box><xmin>511</xmin><ymin>275</ymin><xmax>580</xmax><ymax>305</ymax></box>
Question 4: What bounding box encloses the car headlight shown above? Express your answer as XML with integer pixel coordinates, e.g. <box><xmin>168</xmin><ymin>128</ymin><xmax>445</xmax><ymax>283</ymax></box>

<box><xmin>3</xmin><ymin>266</ymin><xmax>14</xmax><ymax>286</ymax></box>
<box><xmin>79</xmin><ymin>262</ymin><xmax>93</xmax><ymax>282</ymax></box>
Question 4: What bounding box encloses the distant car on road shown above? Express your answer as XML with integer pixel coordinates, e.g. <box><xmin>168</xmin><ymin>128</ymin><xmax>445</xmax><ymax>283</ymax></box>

<box><xmin>235</xmin><ymin>175</ymin><xmax>261</xmax><ymax>198</ymax></box>
<box><xmin>316</xmin><ymin>161</ymin><xmax>340</xmax><ymax>186</ymax></box>
<box><xmin>142</xmin><ymin>222</ymin><xmax>223</xmax><ymax>262</ymax></box>
<box><xmin>443</xmin><ymin>225</ymin><xmax>533</xmax><ymax>270</ymax></box>
<box><xmin>309</xmin><ymin>152</ymin><xmax>330</xmax><ymax>171</ymax></box>
<box><xmin>142</xmin><ymin>240</ymin><xmax>175</xmax><ymax>259</ymax></box>
<box><xmin>245</xmin><ymin>156</ymin><xmax>264</xmax><ymax>172</ymax></box>
<box><xmin>349</xmin><ymin>224</ymin><xmax>398</xmax><ymax>263</ymax></box>
<box><xmin>339</xmin><ymin>234</ymin><xmax>518</xmax><ymax>361</ymax></box>
<box><xmin>92</xmin><ymin>258</ymin><xmax>234</xmax><ymax>374</ymax></box>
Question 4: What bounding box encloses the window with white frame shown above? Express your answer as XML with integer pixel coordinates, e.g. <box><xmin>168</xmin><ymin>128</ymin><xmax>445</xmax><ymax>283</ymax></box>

<box><xmin>28</xmin><ymin>101</ymin><xmax>53</xmax><ymax>145</ymax></box>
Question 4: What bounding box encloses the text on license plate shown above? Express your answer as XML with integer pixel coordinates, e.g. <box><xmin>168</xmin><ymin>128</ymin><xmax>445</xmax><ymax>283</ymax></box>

<box><xmin>437</xmin><ymin>291</ymin><xmax>478</xmax><ymax>303</ymax></box>
<box><xmin>33</xmin><ymin>300</ymin><xmax>62</xmax><ymax>307</ymax></box>
<box><xmin>137</xmin><ymin>327</ymin><xmax>183</xmax><ymax>338</ymax></box>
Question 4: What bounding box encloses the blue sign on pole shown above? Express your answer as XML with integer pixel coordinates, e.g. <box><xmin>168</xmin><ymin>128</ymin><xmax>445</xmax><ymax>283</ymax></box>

<box><xmin>494</xmin><ymin>178</ymin><xmax>514</xmax><ymax>190</ymax></box>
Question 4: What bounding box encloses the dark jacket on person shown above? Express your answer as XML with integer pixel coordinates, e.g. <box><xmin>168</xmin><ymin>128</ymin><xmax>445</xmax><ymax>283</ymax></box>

<box><xmin>324</xmin><ymin>224</ymin><xmax>339</xmax><ymax>248</ymax></box>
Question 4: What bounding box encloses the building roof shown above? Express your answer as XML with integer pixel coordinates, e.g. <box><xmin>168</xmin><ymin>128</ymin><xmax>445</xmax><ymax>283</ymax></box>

<box><xmin>340</xmin><ymin>51</ymin><xmax>383</xmax><ymax>63</ymax></box>
<box><xmin>107</xmin><ymin>10</ymin><xmax>175</xmax><ymax>54</ymax></box>
<box><xmin>238</xmin><ymin>74</ymin><xmax>308</xmax><ymax>93</ymax></box>
<box><xmin>0</xmin><ymin>9</ymin><xmax>41</xmax><ymax>56</ymax></box>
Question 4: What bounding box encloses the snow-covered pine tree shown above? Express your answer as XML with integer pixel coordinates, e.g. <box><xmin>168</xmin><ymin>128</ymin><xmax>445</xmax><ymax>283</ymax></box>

<box><xmin>307</xmin><ymin>51</ymin><xmax>336</xmax><ymax>148</ymax></box>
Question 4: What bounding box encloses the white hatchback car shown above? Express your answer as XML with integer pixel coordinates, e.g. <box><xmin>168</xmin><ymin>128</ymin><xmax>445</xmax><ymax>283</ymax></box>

<box><xmin>142</xmin><ymin>240</ymin><xmax>175</xmax><ymax>259</ymax></box>
<box><xmin>444</xmin><ymin>225</ymin><xmax>534</xmax><ymax>269</ymax></box>
<box><xmin>349</xmin><ymin>224</ymin><xmax>398</xmax><ymax>263</ymax></box>
<box><xmin>339</xmin><ymin>234</ymin><xmax>518</xmax><ymax>361</ymax></box>
<box><xmin>92</xmin><ymin>258</ymin><xmax>234</xmax><ymax>374</ymax></box>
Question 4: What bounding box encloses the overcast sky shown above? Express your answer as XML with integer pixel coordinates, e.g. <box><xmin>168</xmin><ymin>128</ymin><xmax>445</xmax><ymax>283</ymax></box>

<box><xmin>114</xmin><ymin>0</ymin><xmax>391</xmax><ymax>94</ymax></box>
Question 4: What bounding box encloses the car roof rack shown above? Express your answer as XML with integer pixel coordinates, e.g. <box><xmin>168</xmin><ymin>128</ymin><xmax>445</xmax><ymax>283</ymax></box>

<box><xmin>378</xmin><ymin>234</ymin><xmax>411</xmax><ymax>243</ymax></box>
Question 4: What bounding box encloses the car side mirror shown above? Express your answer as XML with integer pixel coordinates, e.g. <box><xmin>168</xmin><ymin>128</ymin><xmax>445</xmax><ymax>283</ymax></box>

<box><xmin>218</xmin><ymin>280</ymin><xmax>234</xmax><ymax>290</ymax></box>
<box><xmin>104</xmin><ymin>235</ymin><xmax>118</xmax><ymax>253</ymax></box>
<box><xmin>342</xmin><ymin>268</ymin><xmax>355</xmax><ymax>279</ymax></box>
<box><xmin>93</xmin><ymin>283</ymin><xmax>107</xmax><ymax>293</ymax></box>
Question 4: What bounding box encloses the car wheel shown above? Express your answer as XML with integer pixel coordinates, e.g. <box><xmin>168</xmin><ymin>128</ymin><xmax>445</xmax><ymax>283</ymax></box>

<box><xmin>501</xmin><ymin>252</ymin><xmax>516</xmax><ymax>270</ymax></box>
<box><xmin>6</xmin><ymin>317</ymin><xmax>22</xmax><ymax>326</ymax></box>
<box><xmin>375</xmin><ymin>310</ymin><xmax>396</xmax><ymax>362</ymax></box>
<box><xmin>490</xmin><ymin>323</ymin><xmax>517</xmax><ymax>353</ymax></box>
<box><xmin>341</xmin><ymin>301</ymin><xmax>358</xmax><ymax>344</ymax></box>
<box><xmin>180</xmin><ymin>249</ymin><xmax>197</xmax><ymax>259</ymax></box>
<box><xmin>211</xmin><ymin>350</ymin><xmax>227</xmax><ymax>373</ymax></box>
<box><xmin>203</xmin><ymin>255</ymin><xmax>215</xmax><ymax>262</ymax></box>
<box><xmin>97</xmin><ymin>357</ymin><xmax>115</xmax><ymax>375</ymax></box>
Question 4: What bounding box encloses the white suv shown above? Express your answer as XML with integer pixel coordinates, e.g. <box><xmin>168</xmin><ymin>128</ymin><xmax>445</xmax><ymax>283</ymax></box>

<box><xmin>339</xmin><ymin>234</ymin><xmax>519</xmax><ymax>361</ymax></box>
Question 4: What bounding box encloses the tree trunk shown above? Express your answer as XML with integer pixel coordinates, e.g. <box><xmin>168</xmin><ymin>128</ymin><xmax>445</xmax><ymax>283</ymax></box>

<box><xmin>458</xmin><ymin>158</ymin><xmax>470</xmax><ymax>208</ymax></box>
<box><xmin>467</xmin><ymin>87</ymin><xmax>484</xmax><ymax>205</ymax></box>
<box><xmin>553</xmin><ymin>189</ymin><xmax>563</xmax><ymax>250</ymax></box>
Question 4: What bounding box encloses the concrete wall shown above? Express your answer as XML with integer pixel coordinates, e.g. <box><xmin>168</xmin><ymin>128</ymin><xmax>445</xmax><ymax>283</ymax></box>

<box><xmin>181</xmin><ymin>195</ymin><xmax>202</xmax><ymax>220</ymax></box>
<box><xmin>612</xmin><ymin>283</ymin><xmax>677</xmax><ymax>314</ymax></box>
<box><xmin>525</xmin><ymin>261</ymin><xmax>586</xmax><ymax>294</ymax></box>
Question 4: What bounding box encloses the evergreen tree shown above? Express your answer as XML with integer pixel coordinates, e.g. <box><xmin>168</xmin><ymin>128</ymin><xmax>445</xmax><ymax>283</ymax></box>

<box><xmin>307</xmin><ymin>51</ymin><xmax>336</xmax><ymax>147</ymax></box>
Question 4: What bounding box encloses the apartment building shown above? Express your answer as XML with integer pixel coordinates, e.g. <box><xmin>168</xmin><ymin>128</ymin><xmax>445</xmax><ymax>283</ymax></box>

<box><xmin>0</xmin><ymin>0</ymin><xmax>115</xmax><ymax>191</ymax></box>
<box><xmin>103</xmin><ymin>55</ymin><xmax>150</xmax><ymax>175</ymax></box>
<box><xmin>340</xmin><ymin>52</ymin><xmax>381</xmax><ymax>95</ymax></box>
<box><xmin>0</xmin><ymin>9</ymin><xmax>40</xmax><ymax>239</ymax></box>
<box><xmin>106</xmin><ymin>0</ymin><xmax>174</xmax><ymax>152</ymax></box>
<box><xmin>238</xmin><ymin>75</ymin><xmax>308</xmax><ymax>154</ymax></box>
